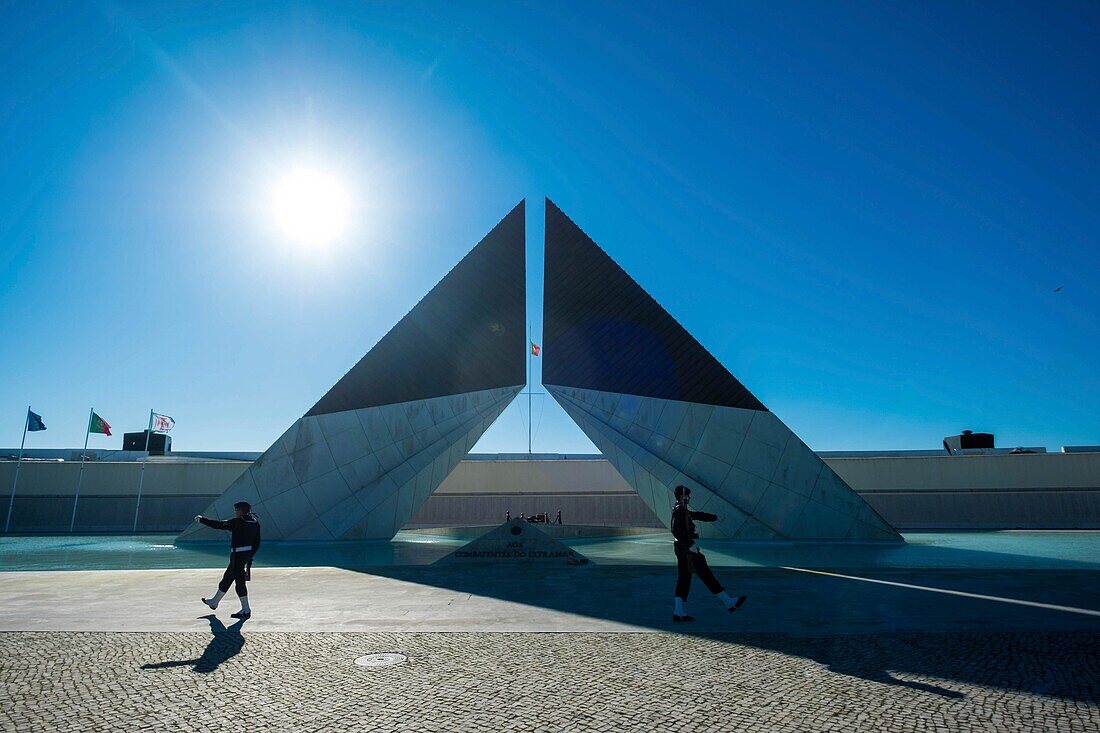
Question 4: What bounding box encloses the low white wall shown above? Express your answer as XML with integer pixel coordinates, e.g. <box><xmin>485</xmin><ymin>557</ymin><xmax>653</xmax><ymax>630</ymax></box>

<box><xmin>827</xmin><ymin>452</ymin><xmax>1100</xmax><ymax>529</ymax></box>
<box><xmin>2</xmin><ymin>451</ymin><xmax>1098</xmax><ymax>533</ymax></box>
<box><xmin>0</xmin><ymin>460</ymin><xmax>249</xmax><ymax>532</ymax></box>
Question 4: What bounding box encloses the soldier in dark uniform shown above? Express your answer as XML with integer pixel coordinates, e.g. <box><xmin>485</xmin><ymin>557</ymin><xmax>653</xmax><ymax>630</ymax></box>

<box><xmin>671</xmin><ymin>485</ymin><xmax>746</xmax><ymax>622</ymax></box>
<box><xmin>196</xmin><ymin>501</ymin><xmax>261</xmax><ymax>619</ymax></box>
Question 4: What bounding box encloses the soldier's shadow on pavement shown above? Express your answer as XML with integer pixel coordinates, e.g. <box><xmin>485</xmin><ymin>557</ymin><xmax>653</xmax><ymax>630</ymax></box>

<box><xmin>778</xmin><ymin>638</ymin><xmax>966</xmax><ymax>699</ymax></box>
<box><xmin>838</xmin><ymin>669</ymin><xmax>964</xmax><ymax>699</ymax></box>
<box><xmin>141</xmin><ymin>615</ymin><xmax>247</xmax><ymax>674</ymax></box>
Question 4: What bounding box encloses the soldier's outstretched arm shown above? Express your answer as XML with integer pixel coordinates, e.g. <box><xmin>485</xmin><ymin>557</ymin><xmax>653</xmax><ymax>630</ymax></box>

<box><xmin>196</xmin><ymin>515</ymin><xmax>230</xmax><ymax>530</ymax></box>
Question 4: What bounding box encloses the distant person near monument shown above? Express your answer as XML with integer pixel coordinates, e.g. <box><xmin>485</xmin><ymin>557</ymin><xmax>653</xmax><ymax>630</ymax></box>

<box><xmin>671</xmin><ymin>485</ymin><xmax>746</xmax><ymax>622</ymax></box>
<box><xmin>196</xmin><ymin>502</ymin><xmax>261</xmax><ymax>619</ymax></box>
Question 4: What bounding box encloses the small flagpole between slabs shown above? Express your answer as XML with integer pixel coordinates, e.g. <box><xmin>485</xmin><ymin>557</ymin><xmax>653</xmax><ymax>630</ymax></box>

<box><xmin>70</xmin><ymin>407</ymin><xmax>93</xmax><ymax>533</ymax></box>
<box><xmin>528</xmin><ymin>326</ymin><xmax>532</xmax><ymax>454</ymax></box>
<box><xmin>133</xmin><ymin>409</ymin><xmax>153</xmax><ymax>533</ymax></box>
<box><xmin>4</xmin><ymin>407</ymin><xmax>30</xmax><ymax>533</ymax></box>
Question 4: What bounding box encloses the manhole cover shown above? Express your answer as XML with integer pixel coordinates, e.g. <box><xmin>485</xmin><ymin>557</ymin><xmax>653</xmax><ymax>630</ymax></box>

<box><xmin>354</xmin><ymin>653</ymin><xmax>407</xmax><ymax>668</ymax></box>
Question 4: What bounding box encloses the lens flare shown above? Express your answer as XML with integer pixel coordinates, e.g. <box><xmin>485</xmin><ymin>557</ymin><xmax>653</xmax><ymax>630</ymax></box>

<box><xmin>269</xmin><ymin>167</ymin><xmax>352</xmax><ymax>246</ymax></box>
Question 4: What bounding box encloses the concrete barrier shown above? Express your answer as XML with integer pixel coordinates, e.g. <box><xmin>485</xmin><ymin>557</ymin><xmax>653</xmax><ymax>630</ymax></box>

<box><xmin>0</xmin><ymin>460</ymin><xmax>249</xmax><ymax>532</ymax></box>
<box><xmin>829</xmin><ymin>452</ymin><xmax>1100</xmax><ymax>529</ymax></box>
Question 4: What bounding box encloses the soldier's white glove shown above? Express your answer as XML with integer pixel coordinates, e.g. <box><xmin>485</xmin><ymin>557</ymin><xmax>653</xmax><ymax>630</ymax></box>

<box><xmin>194</xmin><ymin>515</ymin><xmax>202</xmax><ymax>522</ymax></box>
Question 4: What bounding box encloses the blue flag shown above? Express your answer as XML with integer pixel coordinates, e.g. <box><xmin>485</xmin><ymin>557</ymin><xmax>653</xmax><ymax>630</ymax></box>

<box><xmin>27</xmin><ymin>409</ymin><xmax>46</xmax><ymax>432</ymax></box>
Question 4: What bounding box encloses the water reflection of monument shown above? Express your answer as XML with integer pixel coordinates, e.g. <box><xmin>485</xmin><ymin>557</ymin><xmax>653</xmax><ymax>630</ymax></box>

<box><xmin>180</xmin><ymin>199</ymin><xmax>898</xmax><ymax>543</ymax></box>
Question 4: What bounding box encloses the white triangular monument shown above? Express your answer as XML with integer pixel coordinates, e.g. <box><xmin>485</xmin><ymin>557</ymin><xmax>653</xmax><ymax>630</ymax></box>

<box><xmin>542</xmin><ymin>200</ymin><xmax>901</xmax><ymax>541</ymax></box>
<box><xmin>178</xmin><ymin>202</ymin><xmax>527</xmax><ymax>541</ymax></box>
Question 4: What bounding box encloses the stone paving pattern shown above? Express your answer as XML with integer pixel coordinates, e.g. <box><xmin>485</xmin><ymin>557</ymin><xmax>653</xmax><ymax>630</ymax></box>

<box><xmin>2</xmin><ymin>630</ymin><xmax>1097</xmax><ymax>732</ymax></box>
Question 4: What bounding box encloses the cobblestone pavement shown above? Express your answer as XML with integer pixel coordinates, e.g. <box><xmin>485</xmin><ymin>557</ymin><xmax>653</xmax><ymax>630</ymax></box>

<box><xmin>2</xmin><ymin>630</ymin><xmax>1097</xmax><ymax>732</ymax></box>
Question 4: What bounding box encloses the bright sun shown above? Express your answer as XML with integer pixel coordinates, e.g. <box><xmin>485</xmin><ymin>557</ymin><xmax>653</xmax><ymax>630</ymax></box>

<box><xmin>270</xmin><ymin>167</ymin><xmax>352</xmax><ymax>245</ymax></box>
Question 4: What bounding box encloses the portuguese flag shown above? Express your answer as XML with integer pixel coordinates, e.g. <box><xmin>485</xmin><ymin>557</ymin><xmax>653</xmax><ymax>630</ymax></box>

<box><xmin>89</xmin><ymin>411</ymin><xmax>112</xmax><ymax>436</ymax></box>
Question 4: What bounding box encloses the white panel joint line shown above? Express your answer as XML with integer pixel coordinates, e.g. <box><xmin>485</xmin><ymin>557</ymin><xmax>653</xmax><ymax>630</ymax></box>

<box><xmin>781</xmin><ymin>566</ymin><xmax>1100</xmax><ymax>618</ymax></box>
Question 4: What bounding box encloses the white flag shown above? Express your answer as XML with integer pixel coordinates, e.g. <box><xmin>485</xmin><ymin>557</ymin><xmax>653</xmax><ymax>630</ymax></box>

<box><xmin>151</xmin><ymin>413</ymin><xmax>175</xmax><ymax>433</ymax></box>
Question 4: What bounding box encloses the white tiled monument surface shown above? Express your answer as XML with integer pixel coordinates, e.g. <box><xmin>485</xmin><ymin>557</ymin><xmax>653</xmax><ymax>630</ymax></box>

<box><xmin>549</xmin><ymin>385</ymin><xmax>900</xmax><ymax>541</ymax></box>
<box><xmin>176</xmin><ymin>198</ymin><xmax>899</xmax><ymax>544</ymax></box>
<box><xmin>179</xmin><ymin>387</ymin><xmax>520</xmax><ymax>541</ymax></box>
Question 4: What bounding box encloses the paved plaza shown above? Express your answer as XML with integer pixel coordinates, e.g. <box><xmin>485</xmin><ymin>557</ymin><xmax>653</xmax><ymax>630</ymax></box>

<box><xmin>2</xmin><ymin>559</ymin><xmax>1099</xmax><ymax>731</ymax></box>
<box><xmin>2</xmin><ymin>630</ymin><xmax>1098</xmax><ymax>732</ymax></box>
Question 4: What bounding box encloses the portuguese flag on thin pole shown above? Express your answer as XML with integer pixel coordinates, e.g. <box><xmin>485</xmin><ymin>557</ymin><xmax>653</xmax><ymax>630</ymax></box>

<box><xmin>88</xmin><ymin>411</ymin><xmax>112</xmax><ymax>436</ymax></box>
<box><xmin>71</xmin><ymin>408</ymin><xmax>112</xmax><ymax>532</ymax></box>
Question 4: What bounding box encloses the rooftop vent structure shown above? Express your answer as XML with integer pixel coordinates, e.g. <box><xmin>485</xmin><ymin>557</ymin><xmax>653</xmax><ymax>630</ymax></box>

<box><xmin>944</xmin><ymin>429</ymin><xmax>995</xmax><ymax>454</ymax></box>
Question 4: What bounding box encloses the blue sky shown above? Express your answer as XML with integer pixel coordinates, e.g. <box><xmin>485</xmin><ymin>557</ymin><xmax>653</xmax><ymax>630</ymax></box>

<box><xmin>1</xmin><ymin>1</ymin><xmax>1097</xmax><ymax>453</ymax></box>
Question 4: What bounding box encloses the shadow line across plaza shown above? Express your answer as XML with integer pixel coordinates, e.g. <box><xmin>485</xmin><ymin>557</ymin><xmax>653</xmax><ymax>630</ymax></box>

<box><xmin>353</xmin><ymin>559</ymin><xmax>1100</xmax><ymax>701</ymax></box>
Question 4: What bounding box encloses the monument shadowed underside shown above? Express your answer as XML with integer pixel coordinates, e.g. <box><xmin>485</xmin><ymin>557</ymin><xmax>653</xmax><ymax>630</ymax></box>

<box><xmin>542</xmin><ymin>199</ymin><xmax>900</xmax><ymax>541</ymax></box>
<box><xmin>178</xmin><ymin>201</ymin><xmax>526</xmax><ymax>541</ymax></box>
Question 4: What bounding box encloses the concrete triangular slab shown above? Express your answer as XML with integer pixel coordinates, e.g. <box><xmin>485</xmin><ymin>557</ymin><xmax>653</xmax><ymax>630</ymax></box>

<box><xmin>310</xmin><ymin>201</ymin><xmax>526</xmax><ymax>413</ymax></box>
<box><xmin>543</xmin><ymin>199</ymin><xmax>765</xmax><ymax>410</ymax></box>
<box><xmin>178</xmin><ymin>201</ymin><xmax>526</xmax><ymax>543</ymax></box>
<box><xmin>549</xmin><ymin>383</ymin><xmax>900</xmax><ymax>541</ymax></box>
<box><xmin>541</xmin><ymin>202</ymin><xmax>900</xmax><ymax>541</ymax></box>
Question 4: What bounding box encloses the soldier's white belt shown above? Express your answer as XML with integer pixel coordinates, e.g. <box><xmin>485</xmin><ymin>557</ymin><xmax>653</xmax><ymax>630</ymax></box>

<box><xmin>232</xmin><ymin>545</ymin><xmax>253</xmax><ymax>553</ymax></box>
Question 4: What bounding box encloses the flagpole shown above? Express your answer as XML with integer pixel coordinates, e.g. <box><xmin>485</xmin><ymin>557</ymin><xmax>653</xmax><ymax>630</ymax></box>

<box><xmin>70</xmin><ymin>407</ymin><xmax>93</xmax><ymax>533</ymax></box>
<box><xmin>133</xmin><ymin>409</ymin><xmax>153</xmax><ymax>533</ymax></box>
<box><xmin>4</xmin><ymin>407</ymin><xmax>30</xmax><ymax>533</ymax></box>
<box><xmin>527</xmin><ymin>326</ymin><xmax>532</xmax><ymax>455</ymax></box>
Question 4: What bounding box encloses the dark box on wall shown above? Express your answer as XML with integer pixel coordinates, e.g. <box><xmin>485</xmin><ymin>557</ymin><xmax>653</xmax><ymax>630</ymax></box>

<box><xmin>943</xmin><ymin>430</ymin><xmax>994</xmax><ymax>454</ymax></box>
<box><xmin>122</xmin><ymin>431</ymin><xmax>172</xmax><ymax>455</ymax></box>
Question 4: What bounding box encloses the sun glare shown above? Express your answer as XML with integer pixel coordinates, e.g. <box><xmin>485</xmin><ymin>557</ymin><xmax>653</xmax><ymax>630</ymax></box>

<box><xmin>269</xmin><ymin>167</ymin><xmax>352</xmax><ymax>246</ymax></box>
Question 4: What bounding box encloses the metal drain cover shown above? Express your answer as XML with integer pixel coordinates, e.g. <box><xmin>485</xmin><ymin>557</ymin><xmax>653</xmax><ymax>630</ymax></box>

<box><xmin>355</xmin><ymin>652</ymin><xmax>407</xmax><ymax>668</ymax></box>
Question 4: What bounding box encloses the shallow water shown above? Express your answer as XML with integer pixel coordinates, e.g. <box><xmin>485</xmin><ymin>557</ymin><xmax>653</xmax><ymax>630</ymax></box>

<box><xmin>574</xmin><ymin>531</ymin><xmax>1100</xmax><ymax>569</ymax></box>
<box><xmin>1</xmin><ymin>530</ymin><xmax>1097</xmax><ymax>571</ymax></box>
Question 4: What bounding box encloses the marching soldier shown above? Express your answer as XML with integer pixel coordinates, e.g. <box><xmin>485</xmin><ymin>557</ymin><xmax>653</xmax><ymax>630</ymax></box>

<box><xmin>670</xmin><ymin>485</ymin><xmax>746</xmax><ymax>622</ymax></box>
<box><xmin>196</xmin><ymin>501</ymin><xmax>261</xmax><ymax>619</ymax></box>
